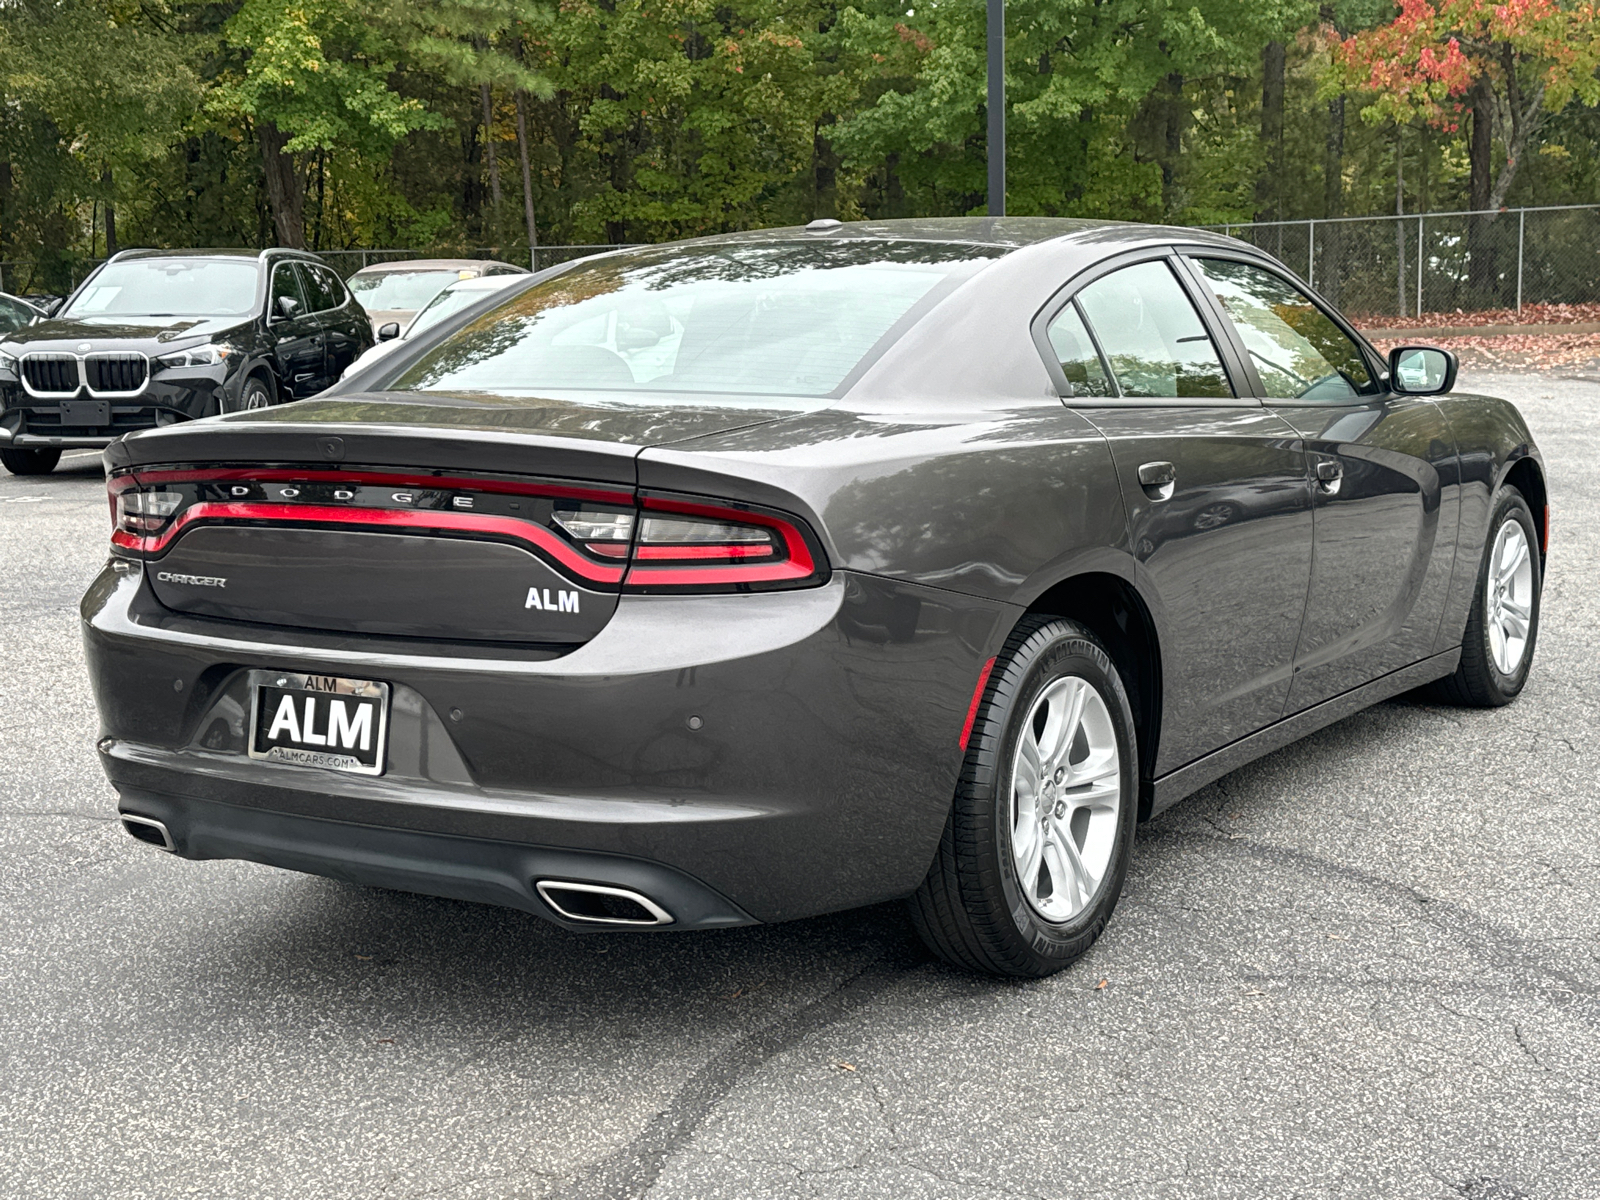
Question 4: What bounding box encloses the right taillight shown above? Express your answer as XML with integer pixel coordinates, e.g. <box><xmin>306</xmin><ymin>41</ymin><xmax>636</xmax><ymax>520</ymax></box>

<box><xmin>621</xmin><ymin>496</ymin><xmax>824</xmax><ymax>592</ymax></box>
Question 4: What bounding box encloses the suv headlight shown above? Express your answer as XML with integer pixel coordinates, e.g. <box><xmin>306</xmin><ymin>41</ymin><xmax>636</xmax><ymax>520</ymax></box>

<box><xmin>0</xmin><ymin>351</ymin><xmax>17</xmax><ymax>373</ymax></box>
<box><xmin>156</xmin><ymin>344</ymin><xmax>232</xmax><ymax>369</ymax></box>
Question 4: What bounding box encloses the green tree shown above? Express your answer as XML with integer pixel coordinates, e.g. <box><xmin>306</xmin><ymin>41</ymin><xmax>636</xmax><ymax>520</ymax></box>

<box><xmin>211</xmin><ymin>0</ymin><xmax>444</xmax><ymax>246</ymax></box>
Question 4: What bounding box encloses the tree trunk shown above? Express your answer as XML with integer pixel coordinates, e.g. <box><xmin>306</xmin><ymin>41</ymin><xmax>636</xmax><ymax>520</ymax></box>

<box><xmin>1255</xmin><ymin>42</ymin><xmax>1285</xmax><ymax>223</ymax></box>
<box><xmin>1468</xmin><ymin>77</ymin><xmax>1494</xmax><ymax>295</ymax></box>
<box><xmin>481</xmin><ymin>84</ymin><xmax>502</xmax><ymax>229</ymax></box>
<box><xmin>1318</xmin><ymin>94</ymin><xmax>1345</xmax><ymax>305</ymax></box>
<box><xmin>259</xmin><ymin>120</ymin><xmax>306</xmax><ymax>249</ymax></box>
<box><xmin>1160</xmin><ymin>73</ymin><xmax>1185</xmax><ymax>218</ymax></box>
<box><xmin>100</xmin><ymin>168</ymin><xmax>118</xmax><ymax>258</ymax></box>
<box><xmin>1395</xmin><ymin>131</ymin><xmax>1406</xmax><ymax>317</ymax></box>
<box><xmin>514</xmin><ymin>91</ymin><xmax>539</xmax><ymax>269</ymax></box>
<box><xmin>0</xmin><ymin>156</ymin><xmax>9</xmax><ymax>293</ymax></box>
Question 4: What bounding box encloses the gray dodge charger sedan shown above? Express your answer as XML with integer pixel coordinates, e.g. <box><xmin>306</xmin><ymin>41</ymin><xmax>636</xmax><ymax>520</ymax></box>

<box><xmin>84</xmin><ymin>218</ymin><xmax>1546</xmax><ymax>977</ymax></box>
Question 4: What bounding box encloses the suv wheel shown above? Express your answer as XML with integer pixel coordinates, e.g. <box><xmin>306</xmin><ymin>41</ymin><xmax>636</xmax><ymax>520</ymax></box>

<box><xmin>1</xmin><ymin>447</ymin><xmax>61</xmax><ymax>476</ymax></box>
<box><xmin>909</xmin><ymin>616</ymin><xmax>1139</xmax><ymax>978</ymax></box>
<box><xmin>227</xmin><ymin>375</ymin><xmax>274</xmax><ymax>413</ymax></box>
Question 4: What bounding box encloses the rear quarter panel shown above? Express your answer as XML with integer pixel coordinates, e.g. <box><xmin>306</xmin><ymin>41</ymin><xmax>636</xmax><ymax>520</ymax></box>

<box><xmin>1429</xmin><ymin>391</ymin><xmax>1545</xmax><ymax>651</ymax></box>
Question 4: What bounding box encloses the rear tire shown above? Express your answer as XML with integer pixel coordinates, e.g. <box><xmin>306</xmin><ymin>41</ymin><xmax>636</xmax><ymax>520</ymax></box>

<box><xmin>1</xmin><ymin>447</ymin><xmax>61</xmax><ymax>475</ymax></box>
<box><xmin>1428</xmin><ymin>486</ymin><xmax>1541</xmax><ymax>707</ymax></box>
<box><xmin>909</xmin><ymin>616</ymin><xmax>1139</xmax><ymax>978</ymax></box>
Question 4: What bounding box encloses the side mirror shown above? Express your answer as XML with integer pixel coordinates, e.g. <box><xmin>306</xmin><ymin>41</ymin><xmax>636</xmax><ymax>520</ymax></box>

<box><xmin>377</xmin><ymin>322</ymin><xmax>401</xmax><ymax>342</ymax></box>
<box><xmin>275</xmin><ymin>295</ymin><xmax>301</xmax><ymax>320</ymax></box>
<box><xmin>1388</xmin><ymin>345</ymin><xmax>1457</xmax><ymax>396</ymax></box>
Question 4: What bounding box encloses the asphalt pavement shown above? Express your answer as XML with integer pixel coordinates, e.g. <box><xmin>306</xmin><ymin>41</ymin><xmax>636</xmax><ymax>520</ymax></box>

<box><xmin>2</xmin><ymin>375</ymin><xmax>1596</xmax><ymax>1200</ymax></box>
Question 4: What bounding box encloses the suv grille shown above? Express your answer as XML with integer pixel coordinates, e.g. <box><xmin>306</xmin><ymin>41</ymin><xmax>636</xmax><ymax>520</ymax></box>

<box><xmin>21</xmin><ymin>354</ymin><xmax>79</xmax><ymax>395</ymax></box>
<box><xmin>85</xmin><ymin>353</ymin><xmax>148</xmax><ymax>394</ymax></box>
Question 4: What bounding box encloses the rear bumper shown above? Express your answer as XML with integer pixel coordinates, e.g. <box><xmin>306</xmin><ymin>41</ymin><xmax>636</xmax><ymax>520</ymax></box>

<box><xmin>84</xmin><ymin>564</ymin><xmax>1020</xmax><ymax>925</ymax></box>
<box><xmin>112</xmin><ymin>787</ymin><xmax>757</xmax><ymax>931</ymax></box>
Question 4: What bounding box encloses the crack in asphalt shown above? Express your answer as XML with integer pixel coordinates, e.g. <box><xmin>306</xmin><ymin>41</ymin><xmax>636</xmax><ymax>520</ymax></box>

<box><xmin>1166</xmin><ymin>826</ymin><xmax>1600</xmax><ymax>1000</ymax></box>
<box><xmin>546</xmin><ymin>942</ymin><xmax>922</xmax><ymax>1200</ymax></box>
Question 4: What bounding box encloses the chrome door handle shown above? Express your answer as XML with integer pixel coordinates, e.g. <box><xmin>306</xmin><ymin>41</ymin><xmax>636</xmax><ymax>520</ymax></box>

<box><xmin>1138</xmin><ymin>461</ymin><xmax>1176</xmax><ymax>502</ymax></box>
<box><xmin>1315</xmin><ymin>459</ymin><xmax>1343</xmax><ymax>496</ymax></box>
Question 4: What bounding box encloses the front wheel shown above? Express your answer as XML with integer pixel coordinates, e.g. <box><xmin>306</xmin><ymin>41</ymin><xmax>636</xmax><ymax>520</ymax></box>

<box><xmin>1429</xmin><ymin>486</ymin><xmax>1542</xmax><ymax>707</ymax></box>
<box><xmin>1</xmin><ymin>447</ymin><xmax>61</xmax><ymax>476</ymax></box>
<box><xmin>224</xmin><ymin>375</ymin><xmax>275</xmax><ymax>414</ymax></box>
<box><xmin>909</xmin><ymin>617</ymin><xmax>1139</xmax><ymax>978</ymax></box>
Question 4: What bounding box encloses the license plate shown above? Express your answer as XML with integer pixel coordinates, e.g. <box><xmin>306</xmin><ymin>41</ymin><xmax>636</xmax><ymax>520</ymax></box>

<box><xmin>60</xmin><ymin>399</ymin><xmax>112</xmax><ymax>426</ymax></box>
<box><xmin>248</xmin><ymin>671</ymin><xmax>390</xmax><ymax>775</ymax></box>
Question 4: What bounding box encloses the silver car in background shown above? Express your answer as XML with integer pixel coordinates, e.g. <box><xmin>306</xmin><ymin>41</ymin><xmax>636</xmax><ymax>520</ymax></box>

<box><xmin>345</xmin><ymin>258</ymin><xmax>526</xmax><ymax>336</ymax></box>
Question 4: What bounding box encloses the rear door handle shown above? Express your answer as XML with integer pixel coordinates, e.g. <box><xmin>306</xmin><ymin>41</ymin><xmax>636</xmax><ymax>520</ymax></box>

<box><xmin>1315</xmin><ymin>459</ymin><xmax>1343</xmax><ymax>495</ymax></box>
<box><xmin>1138</xmin><ymin>461</ymin><xmax>1176</xmax><ymax>502</ymax></box>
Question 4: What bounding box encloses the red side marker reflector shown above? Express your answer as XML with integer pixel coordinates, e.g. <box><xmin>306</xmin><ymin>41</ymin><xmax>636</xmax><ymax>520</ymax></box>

<box><xmin>959</xmin><ymin>657</ymin><xmax>998</xmax><ymax>751</ymax></box>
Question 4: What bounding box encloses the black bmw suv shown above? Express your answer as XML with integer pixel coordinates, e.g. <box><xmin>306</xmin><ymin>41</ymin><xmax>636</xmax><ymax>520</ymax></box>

<box><xmin>0</xmin><ymin>248</ymin><xmax>373</xmax><ymax>474</ymax></box>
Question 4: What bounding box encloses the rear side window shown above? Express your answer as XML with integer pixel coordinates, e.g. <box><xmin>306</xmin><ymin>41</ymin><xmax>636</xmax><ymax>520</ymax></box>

<box><xmin>1191</xmin><ymin>258</ymin><xmax>1379</xmax><ymax>400</ymax></box>
<box><xmin>1045</xmin><ymin>303</ymin><xmax>1113</xmax><ymax>398</ymax></box>
<box><xmin>304</xmin><ymin>265</ymin><xmax>347</xmax><ymax>312</ymax></box>
<box><xmin>1074</xmin><ymin>260</ymin><xmax>1233</xmax><ymax>399</ymax></box>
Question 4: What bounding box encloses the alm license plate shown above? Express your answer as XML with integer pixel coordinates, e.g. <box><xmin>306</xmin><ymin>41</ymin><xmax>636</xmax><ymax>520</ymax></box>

<box><xmin>248</xmin><ymin>671</ymin><xmax>390</xmax><ymax>776</ymax></box>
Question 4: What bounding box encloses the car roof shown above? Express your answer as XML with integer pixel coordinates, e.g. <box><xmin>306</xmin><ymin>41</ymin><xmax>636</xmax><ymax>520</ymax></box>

<box><xmin>439</xmin><ymin>274</ymin><xmax>528</xmax><ymax>292</ymax></box>
<box><xmin>671</xmin><ymin>216</ymin><xmax>1247</xmax><ymax>254</ymax></box>
<box><xmin>350</xmin><ymin>259</ymin><xmax>526</xmax><ymax>276</ymax></box>
<box><xmin>107</xmin><ymin>247</ymin><xmax>323</xmax><ymax>263</ymax></box>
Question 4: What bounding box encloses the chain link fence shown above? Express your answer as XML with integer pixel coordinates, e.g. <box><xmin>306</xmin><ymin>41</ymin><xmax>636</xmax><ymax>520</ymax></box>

<box><xmin>1206</xmin><ymin>203</ymin><xmax>1600</xmax><ymax>323</ymax></box>
<box><xmin>8</xmin><ymin>206</ymin><xmax>1598</xmax><ymax>323</ymax></box>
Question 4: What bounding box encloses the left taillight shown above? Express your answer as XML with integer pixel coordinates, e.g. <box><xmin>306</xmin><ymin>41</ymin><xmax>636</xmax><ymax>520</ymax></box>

<box><xmin>108</xmin><ymin>474</ymin><xmax>183</xmax><ymax>552</ymax></box>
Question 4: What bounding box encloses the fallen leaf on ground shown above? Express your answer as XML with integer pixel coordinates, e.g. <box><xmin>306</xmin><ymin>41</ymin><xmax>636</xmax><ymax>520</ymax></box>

<box><xmin>1095</xmin><ymin>978</ymin><xmax>1109</xmax><ymax>990</ymax></box>
<box><xmin>832</xmin><ymin>1060</ymin><xmax>856</xmax><ymax>1072</ymax></box>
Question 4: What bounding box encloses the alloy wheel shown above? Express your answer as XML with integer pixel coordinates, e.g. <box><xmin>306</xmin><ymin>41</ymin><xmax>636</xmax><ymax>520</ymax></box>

<box><xmin>1009</xmin><ymin>675</ymin><xmax>1122</xmax><ymax>924</ymax></box>
<box><xmin>1486</xmin><ymin>520</ymin><xmax>1535</xmax><ymax>675</ymax></box>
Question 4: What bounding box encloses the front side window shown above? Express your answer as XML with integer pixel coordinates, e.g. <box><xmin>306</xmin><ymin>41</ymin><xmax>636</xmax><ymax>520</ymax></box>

<box><xmin>271</xmin><ymin>264</ymin><xmax>309</xmax><ymax>316</ymax></box>
<box><xmin>1191</xmin><ymin>258</ymin><xmax>1378</xmax><ymax>401</ymax></box>
<box><xmin>387</xmin><ymin>241</ymin><xmax>1000</xmax><ymax>401</ymax></box>
<box><xmin>1074</xmin><ymin>260</ymin><xmax>1232</xmax><ymax>399</ymax></box>
<box><xmin>0</xmin><ymin>295</ymin><xmax>33</xmax><ymax>334</ymax></box>
<box><xmin>62</xmin><ymin>259</ymin><xmax>261</xmax><ymax>319</ymax></box>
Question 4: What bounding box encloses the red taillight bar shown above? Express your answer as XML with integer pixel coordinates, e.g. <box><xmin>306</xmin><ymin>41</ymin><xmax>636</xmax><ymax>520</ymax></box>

<box><xmin>129</xmin><ymin>467</ymin><xmax>633</xmax><ymax>507</ymax></box>
<box><xmin>108</xmin><ymin>473</ymin><xmax>829</xmax><ymax>593</ymax></box>
<box><xmin>115</xmin><ymin>502</ymin><xmax>626</xmax><ymax>584</ymax></box>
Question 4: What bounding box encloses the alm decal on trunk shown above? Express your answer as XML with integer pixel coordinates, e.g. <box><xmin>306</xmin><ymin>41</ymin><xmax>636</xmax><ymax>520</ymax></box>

<box><xmin>526</xmin><ymin>587</ymin><xmax>580</xmax><ymax>613</ymax></box>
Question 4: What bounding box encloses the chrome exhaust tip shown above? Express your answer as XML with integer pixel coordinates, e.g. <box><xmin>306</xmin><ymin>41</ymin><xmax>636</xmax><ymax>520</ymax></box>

<box><xmin>119</xmin><ymin>813</ymin><xmax>176</xmax><ymax>853</ymax></box>
<box><xmin>535</xmin><ymin>880</ymin><xmax>674</xmax><ymax>926</ymax></box>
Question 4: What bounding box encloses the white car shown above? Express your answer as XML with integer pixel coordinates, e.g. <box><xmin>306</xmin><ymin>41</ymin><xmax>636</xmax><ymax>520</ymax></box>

<box><xmin>341</xmin><ymin>274</ymin><xmax>528</xmax><ymax>379</ymax></box>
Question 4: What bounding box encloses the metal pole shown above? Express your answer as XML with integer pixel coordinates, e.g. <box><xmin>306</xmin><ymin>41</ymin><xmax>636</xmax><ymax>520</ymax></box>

<box><xmin>987</xmin><ymin>0</ymin><xmax>1005</xmax><ymax>217</ymax></box>
<box><xmin>1308</xmin><ymin>219</ymin><xmax>1316</xmax><ymax>288</ymax></box>
<box><xmin>1416</xmin><ymin>214</ymin><xmax>1423</xmax><ymax>317</ymax></box>
<box><xmin>1516</xmin><ymin>208</ymin><xmax>1525</xmax><ymax>314</ymax></box>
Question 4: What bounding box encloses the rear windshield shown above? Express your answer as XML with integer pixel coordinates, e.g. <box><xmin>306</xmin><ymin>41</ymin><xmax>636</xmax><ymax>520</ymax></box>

<box><xmin>350</xmin><ymin>269</ymin><xmax>472</xmax><ymax>312</ymax></box>
<box><xmin>64</xmin><ymin>259</ymin><xmax>261</xmax><ymax>318</ymax></box>
<box><xmin>386</xmin><ymin>241</ymin><xmax>1002</xmax><ymax>401</ymax></box>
